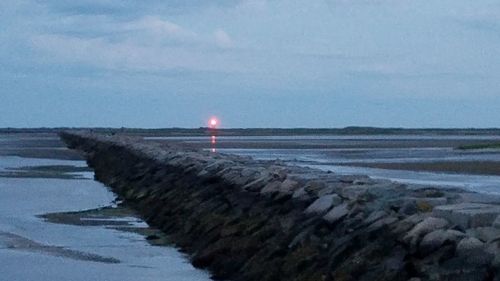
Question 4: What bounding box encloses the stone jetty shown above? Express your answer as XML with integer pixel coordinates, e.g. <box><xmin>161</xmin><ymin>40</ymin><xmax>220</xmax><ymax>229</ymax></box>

<box><xmin>60</xmin><ymin>131</ymin><xmax>500</xmax><ymax>281</ymax></box>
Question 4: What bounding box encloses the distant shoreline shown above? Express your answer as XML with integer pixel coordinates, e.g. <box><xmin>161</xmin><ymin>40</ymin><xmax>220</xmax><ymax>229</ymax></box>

<box><xmin>2</xmin><ymin>127</ymin><xmax>500</xmax><ymax>136</ymax></box>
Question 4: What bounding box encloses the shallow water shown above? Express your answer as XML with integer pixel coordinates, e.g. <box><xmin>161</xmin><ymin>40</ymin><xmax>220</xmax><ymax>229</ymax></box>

<box><xmin>0</xmin><ymin>154</ymin><xmax>211</xmax><ymax>280</ymax></box>
<box><xmin>155</xmin><ymin>135</ymin><xmax>500</xmax><ymax>195</ymax></box>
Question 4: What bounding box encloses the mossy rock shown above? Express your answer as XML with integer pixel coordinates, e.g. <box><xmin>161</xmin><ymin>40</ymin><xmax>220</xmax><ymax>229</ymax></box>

<box><xmin>416</xmin><ymin>201</ymin><xmax>433</xmax><ymax>213</ymax></box>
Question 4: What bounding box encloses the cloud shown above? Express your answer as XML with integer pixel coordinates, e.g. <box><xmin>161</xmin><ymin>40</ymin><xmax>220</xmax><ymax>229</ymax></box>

<box><xmin>31</xmin><ymin>34</ymin><xmax>197</xmax><ymax>71</ymax></box>
<box><xmin>122</xmin><ymin>16</ymin><xmax>199</xmax><ymax>43</ymax></box>
<box><xmin>27</xmin><ymin>10</ymin><xmax>237</xmax><ymax>72</ymax></box>
<box><xmin>214</xmin><ymin>29</ymin><xmax>233</xmax><ymax>48</ymax></box>
<box><xmin>30</xmin><ymin>31</ymin><xmax>246</xmax><ymax>74</ymax></box>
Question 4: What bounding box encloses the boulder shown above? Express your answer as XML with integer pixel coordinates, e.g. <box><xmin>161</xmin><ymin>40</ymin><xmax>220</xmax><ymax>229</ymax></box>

<box><xmin>416</xmin><ymin>197</ymin><xmax>447</xmax><ymax>207</ymax></box>
<box><xmin>456</xmin><ymin>237</ymin><xmax>484</xmax><ymax>256</ymax></box>
<box><xmin>316</xmin><ymin>186</ymin><xmax>336</xmax><ymax>197</ymax></box>
<box><xmin>240</xmin><ymin>167</ymin><xmax>259</xmax><ymax>178</ymax></box>
<box><xmin>340</xmin><ymin>185</ymin><xmax>369</xmax><ymax>201</ymax></box>
<box><xmin>279</xmin><ymin>179</ymin><xmax>299</xmax><ymax>194</ymax></box>
<box><xmin>260</xmin><ymin>181</ymin><xmax>282</xmax><ymax>195</ymax></box>
<box><xmin>404</xmin><ymin>217</ymin><xmax>449</xmax><ymax>247</ymax></box>
<box><xmin>304</xmin><ymin>180</ymin><xmax>327</xmax><ymax>195</ymax></box>
<box><xmin>493</xmin><ymin>215</ymin><xmax>500</xmax><ymax>229</ymax></box>
<box><xmin>459</xmin><ymin>193</ymin><xmax>500</xmax><ymax>205</ymax></box>
<box><xmin>323</xmin><ymin>203</ymin><xmax>349</xmax><ymax>224</ymax></box>
<box><xmin>433</xmin><ymin>203</ymin><xmax>500</xmax><ymax>229</ymax></box>
<box><xmin>419</xmin><ymin>229</ymin><xmax>465</xmax><ymax>255</ymax></box>
<box><xmin>363</xmin><ymin>210</ymin><xmax>388</xmax><ymax>225</ymax></box>
<box><xmin>366</xmin><ymin>216</ymin><xmax>398</xmax><ymax>232</ymax></box>
<box><xmin>336</xmin><ymin>174</ymin><xmax>370</xmax><ymax>184</ymax></box>
<box><xmin>268</xmin><ymin>167</ymin><xmax>287</xmax><ymax>181</ymax></box>
<box><xmin>466</xmin><ymin>227</ymin><xmax>500</xmax><ymax>243</ymax></box>
<box><xmin>242</xmin><ymin>177</ymin><xmax>268</xmax><ymax>192</ymax></box>
<box><xmin>304</xmin><ymin>194</ymin><xmax>342</xmax><ymax>215</ymax></box>
<box><xmin>292</xmin><ymin>187</ymin><xmax>309</xmax><ymax>201</ymax></box>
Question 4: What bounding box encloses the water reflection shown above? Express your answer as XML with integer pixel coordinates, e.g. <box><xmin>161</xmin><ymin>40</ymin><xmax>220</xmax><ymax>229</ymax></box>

<box><xmin>210</xmin><ymin>135</ymin><xmax>217</xmax><ymax>153</ymax></box>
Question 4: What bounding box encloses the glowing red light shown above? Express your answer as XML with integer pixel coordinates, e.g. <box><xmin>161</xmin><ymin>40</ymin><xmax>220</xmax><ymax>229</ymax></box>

<box><xmin>209</xmin><ymin>117</ymin><xmax>218</xmax><ymax>128</ymax></box>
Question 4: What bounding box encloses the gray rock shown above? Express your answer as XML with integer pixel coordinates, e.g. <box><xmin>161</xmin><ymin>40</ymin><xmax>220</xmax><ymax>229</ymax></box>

<box><xmin>304</xmin><ymin>180</ymin><xmax>327</xmax><ymax>195</ymax></box>
<box><xmin>323</xmin><ymin>203</ymin><xmax>349</xmax><ymax>224</ymax></box>
<box><xmin>400</xmin><ymin>199</ymin><xmax>418</xmax><ymax>215</ymax></box>
<box><xmin>367</xmin><ymin>216</ymin><xmax>398</xmax><ymax>232</ymax></box>
<box><xmin>292</xmin><ymin>187</ymin><xmax>309</xmax><ymax>200</ymax></box>
<box><xmin>240</xmin><ymin>167</ymin><xmax>258</xmax><ymax>178</ymax></box>
<box><xmin>340</xmin><ymin>185</ymin><xmax>369</xmax><ymax>201</ymax></box>
<box><xmin>433</xmin><ymin>203</ymin><xmax>500</xmax><ymax>229</ymax></box>
<box><xmin>459</xmin><ymin>193</ymin><xmax>500</xmax><ymax>205</ymax></box>
<box><xmin>456</xmin><ymin>237</ymin><xmax>484</xmax><ymax>256</ymax></box>
<box><xmin>486</xmin><ymin>241</ymin><xmax>500</xmax><ymax>267</ymax></box>
<box><xmin>352</xmin><ymin>177</ymin><xmax>379</xmax><ymax>185</ymax></box>
<box><xmin>196</xmin><ymin>169</ymin><xmax>209</xmax><ymax>177</ymax></box>
<box><xmin>279</xmin><ymin>179</ymin><xmax>299</xmax><ymax>194</ymax></box>
<box><xmin>223</xmin><ymin>169</ymin><xmax>250</xmax><ymax>186</ymax></box>
<box><xmin>337</xmin><ymin>174</ymin><xmax>370</xmax><ymax>183</ymax></box>
<box><xmin>419</xmin><ymin>229</ymin><xmax>465</xmax><ymax>255</ymax></box>
<box><xmin>363</xmin><ymin>210</ymin><xmax>388</xmax><ymax>225</ymax></box>
<box><xmin>242</xmin><ymin>177</ymin><xmax>268</xmax><ymax>192</ymax></box>
<box><xmin>268</xmin><ymin>167</ymin><xmax>287</xmax><ymax>181</ymax></box>
<box><xmin>466</xmin><ymin>227</ymin><xmax>500</xmax><ymax>243</ymax></box>
<box><xmin>260</xmin><ymin>181</ymin><xmax>281</xmax><ymax>195</ymax></box>
<box><xmin>493</xmin><ymin>214</ymin><xmax>500</xmax><ymax>229</ymax></box>
<box><xmin>305</xmin><ymin>194</ymin><xmax>342</xmax><ymax>215</ymax></box>
<box><xmin>417</xmin><ymin>197</ymin><xmax>448</xmax><ymax>207</ymax></box>
<box><xmin>316</xmin><ymin>186</ymin><xmax>336</xmax><ymax>197</ymax></box>
<box><xmin>404</xmin><ymin>217</ymin><xmax>449</xmax><ymax>247</ymax></box>
<box><xmin>204</xmin><ymin>160</ymin><xmax>232</xmax><ymax>173</ymax></box>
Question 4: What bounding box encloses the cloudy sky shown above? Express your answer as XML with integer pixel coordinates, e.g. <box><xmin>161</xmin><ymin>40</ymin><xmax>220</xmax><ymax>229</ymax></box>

<box><xmin>1</xmin><ymin>0</ymin><xmax>500</xmax><ymax>128</ymax></box>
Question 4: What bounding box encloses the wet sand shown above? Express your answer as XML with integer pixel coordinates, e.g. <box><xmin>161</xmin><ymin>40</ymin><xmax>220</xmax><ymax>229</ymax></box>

<box><xmin>0</xmin><ymin>231</ymin><xmax>120</xmax><ymax>264</ymax></box>
<box><xmin>0</xmin><ymin>133</ymin><xmax>212</xmax><ymax>281</ymax></box>
<box><xmin>0</xmin><ymin>165</ymin><xmax>93</xmax><ymax>179</ymax></box>
<box><xmin>40</xmin><ymin>206</ymin><xmax>171</xmax><ymax>247</ymax></box>
<box><xmin>339</xmin><ymin>161</ymin><xmax>500</xmax><ymax>176</ymax></box>
<box><xmin>147</xmin><ymin>135</ymin><xmax>500</xmax><ymax>176</ymax></box>
<box><xmin>143</xmin><ymin>134</ymin><xmax>500</xmax><ymax>193</ymax></box>
<box><xmin>0</xmin><ymin>133</ymin><xmax>83</xmax><ymax>160</ymax></box>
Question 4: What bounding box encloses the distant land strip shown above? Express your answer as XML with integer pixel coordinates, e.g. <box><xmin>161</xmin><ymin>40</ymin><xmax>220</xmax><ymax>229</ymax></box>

<box><xmin>2</xmin><ymin>127</ymin><xmax>500</xmax><ymax>136</ymax></box>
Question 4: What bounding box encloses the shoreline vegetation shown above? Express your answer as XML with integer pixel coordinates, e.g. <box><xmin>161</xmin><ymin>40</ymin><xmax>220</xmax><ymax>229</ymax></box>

<box><xmin>2</xmin><ymin>127</ymin><xmax>500</xmax><ymax>136</ymax></box>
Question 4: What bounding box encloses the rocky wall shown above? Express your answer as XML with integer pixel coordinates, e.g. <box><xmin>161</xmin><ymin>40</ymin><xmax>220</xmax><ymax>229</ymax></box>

<box><xmin>60</xmin><ymin>131</ymin><xmax>500</xmax><ymax>281</ymax></box>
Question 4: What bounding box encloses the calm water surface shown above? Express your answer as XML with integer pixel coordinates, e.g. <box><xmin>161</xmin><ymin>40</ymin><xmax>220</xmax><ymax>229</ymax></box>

<box><xmin>0</xmin><ymin>137</ymin><xmax>212</xmax><ymax>281</ymax></box>
<box><xmin>148</xmin><ymin>135</ymin><xmax>500</xmax><ymax>195</ymax></box>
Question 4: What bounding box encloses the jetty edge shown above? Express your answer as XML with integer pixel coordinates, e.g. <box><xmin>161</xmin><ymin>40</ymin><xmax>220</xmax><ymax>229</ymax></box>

<box><xmin>60</xmin><ymin>131</ymin><xmax>500</xmax><ymax>281</ymax></box>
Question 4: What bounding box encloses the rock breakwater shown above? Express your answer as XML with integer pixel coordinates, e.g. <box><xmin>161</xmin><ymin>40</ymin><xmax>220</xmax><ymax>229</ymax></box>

<box><xmin>60</xmin><ymin>131</ymin><xmax>500</xmax><ymax>281</ymax></box>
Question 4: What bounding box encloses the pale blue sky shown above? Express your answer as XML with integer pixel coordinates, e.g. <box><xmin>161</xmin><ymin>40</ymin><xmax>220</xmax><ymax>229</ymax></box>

<box><xmin>1</xmin><ymin>0</ymin><xmax>499</xmax><ymax>128</ymax></box>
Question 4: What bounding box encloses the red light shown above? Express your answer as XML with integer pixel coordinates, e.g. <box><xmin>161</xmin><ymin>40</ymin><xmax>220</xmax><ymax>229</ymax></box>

<box><xmin>209</xmin><ymin>117</ymin><xmax>218</xmax><ymax>128</ymax></box>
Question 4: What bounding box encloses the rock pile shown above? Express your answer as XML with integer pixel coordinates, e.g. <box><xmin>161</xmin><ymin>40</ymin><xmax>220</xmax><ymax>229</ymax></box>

<box><xmin>61</xmin><ymin>131</ymin><xmax>500</xmax><ymax>281</ymax></box>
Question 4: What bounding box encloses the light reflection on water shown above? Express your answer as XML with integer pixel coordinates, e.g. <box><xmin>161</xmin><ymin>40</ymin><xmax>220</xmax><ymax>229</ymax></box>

<box><xmin>211</xmin><ymin>135</ymin><xmax>217</xmax><ymax>153</ymax></box>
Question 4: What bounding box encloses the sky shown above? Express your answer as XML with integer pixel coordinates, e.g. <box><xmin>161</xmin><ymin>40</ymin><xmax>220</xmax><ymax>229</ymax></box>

<box><xmin>1</xmin><ymin>0</ymin><xmax>500</xmax><ymax>128</ymax></box>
